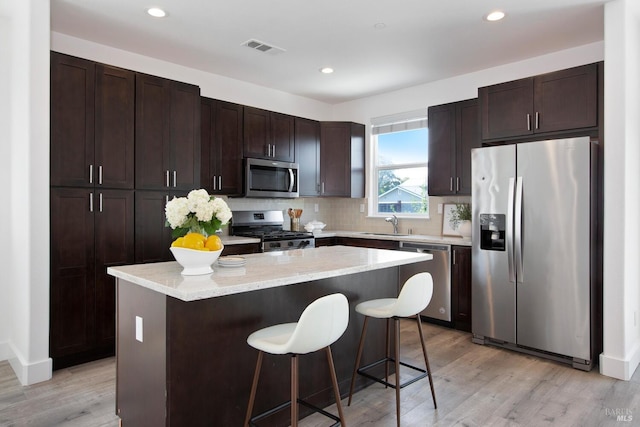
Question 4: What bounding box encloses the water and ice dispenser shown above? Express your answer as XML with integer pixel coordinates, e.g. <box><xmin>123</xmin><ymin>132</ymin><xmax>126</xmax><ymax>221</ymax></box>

<box><xmin>479</xmin><ymin>214</ymin><xmax>506</xmax><ymax>251</ymax></box>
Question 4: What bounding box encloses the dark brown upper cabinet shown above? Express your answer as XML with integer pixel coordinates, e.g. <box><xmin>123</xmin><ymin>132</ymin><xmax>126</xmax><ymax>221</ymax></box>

<box><xmin>428</xmin><ymin>99</ymin><xmax>480</xmax><ymax>196</ymax></box>
<box><xmin>51</xmin><ymin>52</ymin><xmax>134</xmax><ymax>189</ymax></box>
<box><xmin>243</xmin><ymin>106</ymin><xmax>295</xmax><ymax>162</ymax></box>
<box><xmin>135</xmin><ymin>73</ymin><xmax>201</xmax><ymax>191</ymax></box>
<box><xmin>319</xmin><ymin>122</ymin><xmax>365</xmax><ymax>198</ymax></box>
<box><xmin>480</xmin><ymin>63</ymin><xmax>598</xmax><ymax>141</ymax></box>
<box><xmin>295</xmin><ymin>117</ymin><xmax>321</xmax><ymax>196</ymax></box>
<box><xmin>201</xmin><ymin>98</ymin><xmax>244</xmax><ymax>196</ymax></box>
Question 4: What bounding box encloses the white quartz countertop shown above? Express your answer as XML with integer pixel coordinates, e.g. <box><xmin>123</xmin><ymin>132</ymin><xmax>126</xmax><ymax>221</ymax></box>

<box><xmin>312</xmin><ymin>230</ymin><xmax>472</xmax><ymax>246</ymax></box>
<box><xmin>221</xmin><ymin>235</ymin><xmax>260</xmax><ymax>245</ymax></box>
<box><xmin>221</xmin><ymin>231</ymin><xmax>471</xmax><ymax>246</ymax></box>
<box><xmin>107</xmin><ymin>245</ymin><xmax>432</xmax><ymax>302</ymax></box>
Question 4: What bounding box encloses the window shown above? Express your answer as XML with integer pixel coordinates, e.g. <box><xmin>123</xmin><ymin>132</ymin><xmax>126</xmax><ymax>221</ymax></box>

<box><xmin>371</xmin><ymin>110</ymin><xmax>429</xmax><ymax>217</ymax></box>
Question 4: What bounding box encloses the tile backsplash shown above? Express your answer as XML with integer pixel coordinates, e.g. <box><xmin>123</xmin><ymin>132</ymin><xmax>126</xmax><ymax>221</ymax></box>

<box><xmin>225</xmin><ymin>196</ymin><xmax>471</xmax><ymax>237</ymax></box>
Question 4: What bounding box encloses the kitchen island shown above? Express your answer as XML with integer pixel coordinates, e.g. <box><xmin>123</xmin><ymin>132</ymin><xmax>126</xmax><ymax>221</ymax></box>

<box><xmin>108</xmin><ymin>245</ymin><xmax>431</xmax><ymax>427</ymax></box>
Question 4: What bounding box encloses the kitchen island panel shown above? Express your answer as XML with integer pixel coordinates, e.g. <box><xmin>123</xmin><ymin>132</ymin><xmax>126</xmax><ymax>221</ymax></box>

<box><xmin>116</xmin><ymin>267</ymin><xmax>398</xmax><ymax>426</ymax></box>
<box><xmin>116</xmin><ymin>280</ymin><xmax>166</xmax><ymax>427</ymax></box>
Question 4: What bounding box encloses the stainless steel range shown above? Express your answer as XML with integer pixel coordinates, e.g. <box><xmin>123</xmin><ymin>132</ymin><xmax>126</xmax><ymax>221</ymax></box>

<box><xmin>231</xmin><ymin>210</ymin><xmax>315</xmax><ymax>252</ymax></box>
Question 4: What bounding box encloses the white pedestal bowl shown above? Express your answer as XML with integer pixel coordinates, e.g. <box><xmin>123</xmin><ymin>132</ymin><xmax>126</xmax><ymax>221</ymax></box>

<box><xmin>170</xmin><ymin>246</ymin><xmax>223</xmax><ymax>275</ymax></box>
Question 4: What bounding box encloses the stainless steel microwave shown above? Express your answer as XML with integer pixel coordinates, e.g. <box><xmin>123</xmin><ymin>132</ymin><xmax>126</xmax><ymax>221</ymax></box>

<box><xmin>244</xmin><ymin>158</ymin><xmax>299</xmax><ymax>198</ymax></box>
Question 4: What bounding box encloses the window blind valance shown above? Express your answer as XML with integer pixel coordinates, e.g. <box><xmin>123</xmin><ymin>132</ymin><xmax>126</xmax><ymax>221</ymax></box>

<box><xmin>371</xmin><ymin>108</ymin><xmax>428</xmax><ymax>135</ymax></box>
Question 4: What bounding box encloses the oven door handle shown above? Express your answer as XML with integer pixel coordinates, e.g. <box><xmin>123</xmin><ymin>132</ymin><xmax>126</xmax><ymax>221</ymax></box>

<box><xmin>288</xmin><ymin>168</ymin><xmax>295</xmax><ymax>192</ymax></box>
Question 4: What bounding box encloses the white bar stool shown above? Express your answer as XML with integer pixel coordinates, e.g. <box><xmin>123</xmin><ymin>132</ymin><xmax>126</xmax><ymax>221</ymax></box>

<box><xmin>244</xmin><ymin>293</ymin><xmax>349</xmax><ymax>427</ymax></box>
<box><xmin>347</xmin><ymin>272</ymin><xmax>437</xmax><ymax>427</ymax></box>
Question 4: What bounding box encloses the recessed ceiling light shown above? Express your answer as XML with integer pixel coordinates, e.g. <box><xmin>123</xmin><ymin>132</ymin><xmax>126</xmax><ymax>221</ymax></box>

<box><xmin>485</xmin><ymin>10</ymin><xmax>505</xmax><ymax>21</ymax></box>
<box><xmin>374</xmin><ymin>23</ymin><xmax>387</xmax><ymax>30</ymax></box>
<box><xmin>147</xmin><ymin>7</ymin><xmax>166</xmax><ymax>18</ymax></box>
<box><xmin>320</xmin><ymin>67</ymin><xmax>334</xmax><ymax>74</ymax></box>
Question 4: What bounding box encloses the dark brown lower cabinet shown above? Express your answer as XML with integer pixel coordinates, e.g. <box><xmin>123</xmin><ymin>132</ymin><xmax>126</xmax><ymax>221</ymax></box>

<box><xmin>451</xmin><ymin>245</ymin><xmax>472</xmax><ymax>332</ymax></box>
<box><xmin>134</xmin><ymin>190</ymin><xmax>179</xmax><ymax>264</ymax></box>
<box><xmin>335</xmin><ymin>237</ymin><xmax>399</xmax><ymax>250</ymax></box>
<box><xmin>221</xmin><ymin>243</ymin><xmax>261</xmax><ymax>256</ymax></box>
<box><xmin>50</xmin><ymin>188</ymin><xmax>134</xmax><ymax>369</ymax></box>
<box><xmin>314</xmin><ymin>237</ymin><xmax>337</xmax><ymax>247</ymax></box>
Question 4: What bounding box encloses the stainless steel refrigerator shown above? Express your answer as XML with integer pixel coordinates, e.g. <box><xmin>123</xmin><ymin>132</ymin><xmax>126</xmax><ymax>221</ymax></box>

<box><xmin>471</xmin><ymin>137</ymin><xmax>599</xmax><ymax>370</ymax></box>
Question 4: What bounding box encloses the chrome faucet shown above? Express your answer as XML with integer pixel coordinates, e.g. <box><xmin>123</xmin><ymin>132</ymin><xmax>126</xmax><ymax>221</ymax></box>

<box><xmin>385</xmin><ymin>214</ymin><xmax>399</xmax><ymax>234</ymax></box>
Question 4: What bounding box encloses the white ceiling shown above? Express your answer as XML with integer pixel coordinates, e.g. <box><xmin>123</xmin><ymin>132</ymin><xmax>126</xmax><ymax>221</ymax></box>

<box><xmin>51</xmin><ymin>0</ymin><xmax>607</xmax><ymax>104</ymax></box>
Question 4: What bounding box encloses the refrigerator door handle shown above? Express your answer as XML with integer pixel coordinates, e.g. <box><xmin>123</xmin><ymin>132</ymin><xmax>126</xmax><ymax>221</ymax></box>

<box><xmin>515</xmin><ymin>176</ymin><xmax>524</xmax><ymax>284</ymax></box>
<box><xmin>507</xmin><ymin>177</ymin><xmax>516</xmax><ymax>283</ymax></box>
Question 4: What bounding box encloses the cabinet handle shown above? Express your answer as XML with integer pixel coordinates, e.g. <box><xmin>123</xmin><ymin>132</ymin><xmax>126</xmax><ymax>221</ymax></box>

<box><xmin>321</xmin><ymin>182</ymin><xmax>325</xmax><ymax>195</ymax></box>
<box><xmin>89</xmin><ymin>165</ymin><xmax>94</xmax><ymax>184</ymax></box>
<box><xmin>456</xmin><ymin>177</ymin><xmax>460</xmax><ymax>192</ymax></box>
<box><xmin>165</xmin><ymin>170</ymin><xmax>170</xmax><ymax>187</ymax></box>
<box><xmin>218</xmin><ymin>176</ymin><xmax>222</xmax><ymax>190</ymax></box>
<box><xmin>272</xmin><ymin>145</ymin><xmax>276</xmax><ymax>158</ymax></box>
<box><xmin>165</xmin><ymin>195</ymin><xmax>169</xmax><ymax>204</ymax></box>
<box><xmin>89</xmin><ymin>192</ymin><xmax>94</xmax><ymax>212</ymax></box>
<box><xmin>212</xmin><ymin>176</ymin><xmax>216</xmax><ymax>190</ymax></box>
<box><xmin>267</xmin><ymin>144</ymin><xmax>271</xmax><ymax>157</ymax></box>
<box><xmin>450</xmin><ymin>177</ymin><xmax>453</xmax><ymax>192</ymax></box>
<box><xmin>173</xmin><ymin>171</ymin><xmax>177</xmax><ymax>188</ymax></box>
<box><xmin>527</xmin><ymin>114</ymin><xmax>531</xmax><ymax>131</ymax></box>
<box><xmin>535</xmin><ymin>112</ymin><xmax>540</xmax><ymax>129</ymax></box>
<box><xmin>453</xmin><ymin>250</ymin><xmax>456</xmax><ymax>265</ymax></box>
<box><xmin>98</xmin><ymin>166</ymin><xmax>103</xmax><ymax>185</ymax></box>
<box><xmin>99</xmin><ymin>193</ymin><xmax>103</xmax><ymax>213</ymax></box>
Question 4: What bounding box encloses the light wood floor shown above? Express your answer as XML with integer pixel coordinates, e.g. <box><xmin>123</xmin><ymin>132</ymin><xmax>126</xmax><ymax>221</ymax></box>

<box><xmin>1</xmin><ymin>322</ymin><xmax>638</xmax><ymax>426</ymax></box>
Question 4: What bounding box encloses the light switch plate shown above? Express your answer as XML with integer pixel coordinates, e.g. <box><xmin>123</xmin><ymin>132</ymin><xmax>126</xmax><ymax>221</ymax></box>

<box><xmin>437</xmin><ymin>203</ymin><xmax>443</xmax><ymax>214</ymax></box>
<box><xmin>360</xmin><ymin>204</ymin><xmax>365</xmax><ymax>213</ymax></box>
<box><xmin>135</xmin><ymin>316</ymin><xmax>143</xmax><ymax>342</ymax></box>
<box><xmin>314</xmin><ymin>203</ymin><xmax>319</xmax><ymax>213</ymax></box>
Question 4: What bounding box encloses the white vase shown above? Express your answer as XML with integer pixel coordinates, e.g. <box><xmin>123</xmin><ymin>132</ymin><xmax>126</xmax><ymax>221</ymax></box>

<box><xmin>458</xmin><ymin>220</ymin><xmax>472</xmax><ymax>238</ymax></box>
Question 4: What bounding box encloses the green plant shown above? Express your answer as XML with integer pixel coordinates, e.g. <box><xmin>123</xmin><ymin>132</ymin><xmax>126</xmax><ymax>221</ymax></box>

<box><xmin>449</xmin><ymin>203</ymin><xmax>471</xmax><ymax>229</ymax></box>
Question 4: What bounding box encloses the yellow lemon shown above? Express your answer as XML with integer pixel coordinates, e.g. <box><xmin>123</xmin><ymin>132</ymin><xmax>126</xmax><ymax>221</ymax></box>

<box><xmin>205</xmin><ymin>235</ymin><xmax>223</xmax><ymax>251</ymax></box>
<box><xmin>171</xmin><ymin>237</ymin><xmax>185</xmax><ymax>247</ymax></box>
<box><xmin>182</xmin><ymin>233</ymin><xmax>206</xmax><ymax>250</ymax></box>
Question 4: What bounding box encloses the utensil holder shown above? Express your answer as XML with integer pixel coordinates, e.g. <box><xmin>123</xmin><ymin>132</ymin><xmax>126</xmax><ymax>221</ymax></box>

<box><xmin>291</xmin><ymin>217</ymin><xmax>300</xmax><ymax>231</ymax></box>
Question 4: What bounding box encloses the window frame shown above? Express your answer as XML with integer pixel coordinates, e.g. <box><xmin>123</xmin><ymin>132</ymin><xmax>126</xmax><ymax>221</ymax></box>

<box><xmin>369</xmin><ymin>123</ymin><xmax>429</xmax><ymax>219</ymax></box>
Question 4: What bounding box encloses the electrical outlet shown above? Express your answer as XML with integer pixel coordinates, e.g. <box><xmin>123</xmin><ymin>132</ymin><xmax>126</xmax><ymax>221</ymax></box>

<box><xmin>314</xmin><ymin>203</ymin><xmax>319</xmax><ymax>213</ymax></box>
<box><xmin>359</xmin><ymin>204</ymin><xmax>365</xmax><ymax>213</ymax></box>
<box><xmin>437</xmin><ymin>203</ymin><xmax>443</xmax><ymax>214</ymax></box>
<box><xmin>136</xmin><ymin>316</ymin><xmax>143</xmax><ymax>342</ymax></box>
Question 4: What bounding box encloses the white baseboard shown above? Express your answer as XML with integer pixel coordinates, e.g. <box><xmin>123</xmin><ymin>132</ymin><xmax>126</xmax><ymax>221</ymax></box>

<box><xmin>600</xmin><ymin>343</ymin><xmax>640</xmax><ymax>380</ymax></box>
<box><xmin>3</xmin><ymin>343</ymin><xmax>52</xmax><ymax>385</ymax></box>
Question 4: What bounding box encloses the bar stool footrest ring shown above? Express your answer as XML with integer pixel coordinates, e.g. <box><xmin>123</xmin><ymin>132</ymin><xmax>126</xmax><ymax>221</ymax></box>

<box><xmin>249</xmin><ymin>398</ymin><xmax>342</xmax><ymax>427</ymax></box>
<box><xmin>357</xmin><ymin>357</ymin><xmax>428</xmax><ymax>390</ymax></box>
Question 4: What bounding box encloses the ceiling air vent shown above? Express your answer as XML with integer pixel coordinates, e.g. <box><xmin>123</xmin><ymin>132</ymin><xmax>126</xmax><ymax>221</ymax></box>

<box><xmin>242</xmin><ymin>39</ymin><xmax>286</xmax><ymax>55</ymax></box>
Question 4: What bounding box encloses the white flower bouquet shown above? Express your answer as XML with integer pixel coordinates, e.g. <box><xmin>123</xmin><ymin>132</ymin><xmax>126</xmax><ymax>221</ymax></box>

<box><xmin>165</xmin><ymin>189</ymin><xmax>232</xmax><ymax>238</ymax></box>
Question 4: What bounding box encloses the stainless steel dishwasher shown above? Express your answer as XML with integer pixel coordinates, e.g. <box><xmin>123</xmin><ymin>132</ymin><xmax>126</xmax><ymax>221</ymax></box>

<box><xmin>397</xmin><ymin>241</ymin><xmax>451</xmax><ymax>322</ymax></box>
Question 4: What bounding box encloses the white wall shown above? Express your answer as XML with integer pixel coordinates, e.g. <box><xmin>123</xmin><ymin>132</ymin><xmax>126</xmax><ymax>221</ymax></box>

<box><xmin>332</xmin><ymin>42</ymin><xmax>604</xmax><ymax>125</ymax></box>
<box><xmin>2</xmin><ymin>0</ymin><xmax>52</xmax><ymax>385</ymax></box>
<box><xmin>600</xmin><ymin>0</ymin><xmax>640</xmax><ymax>381</ymax></box>
<box><xmin>51</xmin><ymin>33</ymin><xmax>333</xmax><ymax>122</ymax></box>
<box><xmin>0</xmin><ymin>10</ymin><xmax>10</xmax><ymax>362</ymax></box>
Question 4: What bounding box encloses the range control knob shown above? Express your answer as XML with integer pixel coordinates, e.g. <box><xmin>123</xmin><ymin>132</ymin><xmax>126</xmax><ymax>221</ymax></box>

<box><xmin>287</xmin><ymin>241</ymin><xmax>294</xmax><ymax>247</ymax></box>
